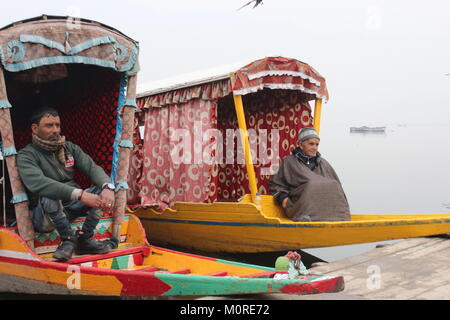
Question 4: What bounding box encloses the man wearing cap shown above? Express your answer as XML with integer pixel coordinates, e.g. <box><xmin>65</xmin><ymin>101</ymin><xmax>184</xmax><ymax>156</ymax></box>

<box><xmin>268</xmin><ymin>127</ymin><xmax>350</xmax><ymax>222</ymax></box>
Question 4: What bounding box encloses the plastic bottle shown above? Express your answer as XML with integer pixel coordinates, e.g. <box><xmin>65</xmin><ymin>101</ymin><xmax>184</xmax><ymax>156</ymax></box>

<box><xmin>254</xmin><ymin>192</ymin><xmax>262</xmax><ymax>210</ymax></box>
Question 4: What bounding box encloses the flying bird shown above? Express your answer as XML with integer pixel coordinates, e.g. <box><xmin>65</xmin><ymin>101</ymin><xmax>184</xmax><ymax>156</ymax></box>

<box><xmin>237</xmin><ymin>0</ymin><xmax>263</xmax><ymax>11</ymax></box>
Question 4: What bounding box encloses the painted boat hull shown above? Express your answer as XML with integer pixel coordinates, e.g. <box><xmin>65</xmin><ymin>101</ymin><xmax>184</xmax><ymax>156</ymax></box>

<box><xmin>134</xmin><ymin>195</ymin><xmax>450</xmax><ymax>253</ymax></box>
<box><xmin>0</xmin><ymin>214</ymin><xmax>344</xmax><ymax>297</ymax></box>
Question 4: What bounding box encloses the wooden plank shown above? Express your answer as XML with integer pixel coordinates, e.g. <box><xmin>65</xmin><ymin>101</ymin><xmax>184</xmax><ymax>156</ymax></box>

<box><xmin>308</xmin><ymin>237</ymin><xmax>450</xmax><ymax>300</ymax></box>
<box><xmin>66</xmin><ymin>246</ymin><xmax>144</xmax><ymax>264</ymax></box>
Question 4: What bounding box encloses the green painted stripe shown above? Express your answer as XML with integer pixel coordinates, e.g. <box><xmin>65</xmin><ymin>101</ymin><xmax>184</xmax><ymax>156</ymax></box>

<box><xmin>156</xmin><ymin>273</ymin><xmax>328</xmax><ymax>296</ymax></box>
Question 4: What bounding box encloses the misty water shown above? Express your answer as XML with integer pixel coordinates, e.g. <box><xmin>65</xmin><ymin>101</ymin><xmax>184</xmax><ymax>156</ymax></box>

<box><xmin>302</xmin><ymin>123</ymin><xmax>450</xmax><ymax>262</ymax></box>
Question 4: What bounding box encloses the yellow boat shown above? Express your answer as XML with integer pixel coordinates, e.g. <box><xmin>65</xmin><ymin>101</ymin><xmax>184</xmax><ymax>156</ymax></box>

<box><xmin>132</xmin><ymin>57</ymin><xmax>450</xmax><ymax>253</ymax></box>
<box><xmin>133</xmin><ymin>195</ymin><xmax>450</xmax><ymax>253</ymax></box>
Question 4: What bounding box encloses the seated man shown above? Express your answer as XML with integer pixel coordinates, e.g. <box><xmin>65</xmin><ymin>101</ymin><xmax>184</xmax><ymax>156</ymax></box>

<box><xmin>268</xmin><ymin>127</ymin><xmax>350</xmax><ymax>222</ymax></box>
<box><xmin>17</xmin><ymin>107</ymin><xmax>117</xmax><ymax>261</ymax></box>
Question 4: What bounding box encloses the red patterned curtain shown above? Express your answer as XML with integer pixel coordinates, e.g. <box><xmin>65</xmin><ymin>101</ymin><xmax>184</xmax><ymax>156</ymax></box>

<box><xmin>11</xmin><ymin>66</ymin><xmax>120</xmax><ymax>189</ymax></box>
<box><xmin>130</xmin><ymin>88</ymin><xmax>315</xmax><ymax>208</ymax></box>
<box><xmin>216</xmin><ymin>89</ymin><xmax>314</xmax><ymax>201</ymax></box>
<box><xmin>138</xmin><ymin>98</ymin><xmax>218</xmax><ymax>210</ymax></box>
<box><xmin>127</xmin><ymin>107</ymin><xmax>144</xmax><ymax>206</ymax></box>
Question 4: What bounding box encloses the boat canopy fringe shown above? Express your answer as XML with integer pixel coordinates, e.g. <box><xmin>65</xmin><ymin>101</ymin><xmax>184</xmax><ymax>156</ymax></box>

<box><xmin>139</xmin><ymin>56</ymin><xmax>328</xmax><ymax>111</ymax></box>
<box><xmin>0</xmin><ymin>15</ymin><xmax>140</xmax><ymax>82</ymax></box>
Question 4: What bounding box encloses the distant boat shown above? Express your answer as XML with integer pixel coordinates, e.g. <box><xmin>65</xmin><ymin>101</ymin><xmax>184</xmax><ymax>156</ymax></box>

<box><xmin>350</xmin><ymin>126</ymin><xmax>386</xmax><ymax>133</ymax></box>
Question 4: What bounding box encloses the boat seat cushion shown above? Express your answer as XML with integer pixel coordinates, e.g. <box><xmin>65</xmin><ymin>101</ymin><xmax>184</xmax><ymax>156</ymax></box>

<box><xmin>33</xmin><ymin>214</ymin><xmax>130</xmax><ymax>255</ymax></box>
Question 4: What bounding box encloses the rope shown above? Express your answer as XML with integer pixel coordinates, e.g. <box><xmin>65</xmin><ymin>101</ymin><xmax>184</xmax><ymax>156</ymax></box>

<box><xmin>1</xmin><ymin>152</ymin><xmax>5</xmax><ymax>227</ymax></box>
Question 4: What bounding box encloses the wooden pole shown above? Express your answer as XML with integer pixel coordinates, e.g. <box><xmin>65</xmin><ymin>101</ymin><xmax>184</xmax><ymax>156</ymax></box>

<box><xmin>232</xmin><ymin>93</ymin><xmax>259</xmax><ymax>201</ymax></box>
<box><xmin>112</xmin><ymin>74</ymin><xmax>137</xmax><ymax>240</ymax></box>
<box><xmin>313</xmin><ymin>98</ymin><xmax>323</xmax><ymax>134</ymax></box>
<box><xmin>0</xmin><ymin>68</ymin><xmax>34</xmax><ymax>249</ymax></box>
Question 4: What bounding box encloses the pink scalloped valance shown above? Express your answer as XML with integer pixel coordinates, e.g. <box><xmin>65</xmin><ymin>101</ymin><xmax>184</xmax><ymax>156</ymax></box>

<box><xmin>140</xmin><ymin>79</ymin><xmax>231</xmax><ymax>109</ymax></box>
<box><xmin>232</xmin><ymin>57</ymin><xmax>329</xmax><ymax>102</ymax></box>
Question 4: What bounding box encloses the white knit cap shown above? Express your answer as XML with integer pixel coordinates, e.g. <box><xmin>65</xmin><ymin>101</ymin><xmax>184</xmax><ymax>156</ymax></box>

<box><xmin>298</xmin><ymin>127</ymin><xmax>320</xmax><ymax>143</ymax></box>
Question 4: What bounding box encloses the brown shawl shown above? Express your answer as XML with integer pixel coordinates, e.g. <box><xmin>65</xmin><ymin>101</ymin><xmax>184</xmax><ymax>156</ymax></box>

<box><xmin>268</xmin><ymin>154</ymin><xmax>350</xmax><ymax>222</ymax></box>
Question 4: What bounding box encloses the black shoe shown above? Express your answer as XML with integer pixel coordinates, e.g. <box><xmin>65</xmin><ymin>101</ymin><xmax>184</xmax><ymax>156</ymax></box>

<box><xmin>53</xmin><ymin>238</ymin><xmax>76</xmax><ymax>261</ymax></box>
<box><xmin>76</xmin><ymin>235</ymin><xmax>111</xmax><ymax>255</ymax></box>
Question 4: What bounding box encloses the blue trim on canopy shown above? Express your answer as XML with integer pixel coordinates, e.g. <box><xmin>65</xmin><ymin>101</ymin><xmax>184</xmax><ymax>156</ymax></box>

<box><xmin>110</xmin><ymin>74</ymin><xmax>127</xmax><ymax>183</ymax></box>
<box><xmin>7</xmin><ymin>40</ymin><xmax>26</xmax><ymax>62</ymax></box>
<box><xmin>1</xmin><ymin>34</ymin><xmax>139</xmax><ymax>73</ymax></box>
<box><xmin>0</xmin><ymin>100</ymin><xmax>12</xmax><ymax>109</ymax></box>
<box><xmin>3</xmin><ymin>56</ymin><xmax>117</xmax><ymax>72</ymax></box>
<box><xmin>20</xmin><ymin>34</ymin><xmax>65</xmax><ymax>53</ymax></box>
<box><xmin>20</xmin><ymin>35</ymin><xmax>117</xmax><ymax>56</ymax></box>
<box><xmin>124</xmin><ymin>99</ymin><xmax>137</xmax><ymax>108</ymax></box>
<box><xmin>67</xmin><ymin>36</ymin><xmax>117</xmax><ymax>55</ymax></box>
<box><xmin>119</xmin><ymin>140</ymin><xmax>133</xmax><ymax>148</ymax></box>
<box><xmin>118</xmin><ymin>45</ymin><xmax>138</xmax><ymax>72</ymax></box>
<box><xmin>10</xmin><ymin>193</ymin><xmax>28</xmax><ymax>204</ymax></box>
<box><xmin>115</xmin><ymin>181</ymin><xmax>129</xmax><ymax>192</ymax></box>
<box><xmin>113</xmin><ymin>43</ymin><xmax>128</xmax><ymax>61</ymax></box>
<box><xmin>2</xmin><ymin>146</ymin><xmax>17</xmax><ymax>157</ymax></box>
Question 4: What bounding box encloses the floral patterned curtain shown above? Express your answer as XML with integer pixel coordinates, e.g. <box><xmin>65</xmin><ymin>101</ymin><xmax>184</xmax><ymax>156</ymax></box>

<box><xmin>215</xmin><ymin>90</ymin><xmax>314</xmax><ymax>201</ymax></box>
<box><xmin>130</xmin><ymin>88</ymin><xmax>314</xmax><ymax>208</ymax></box>
<box><xmin>137</xmin><ymin>98</ymin><xmax>218</xmax><ymax>210</ymax></box>
<box><xmin>126</xmin><ymin>107</ymin><xmax>144</xmax><ymax>206</ymax></box>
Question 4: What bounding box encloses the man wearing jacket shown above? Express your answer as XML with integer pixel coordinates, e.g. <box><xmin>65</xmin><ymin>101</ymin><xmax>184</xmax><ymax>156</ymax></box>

<box><xmin>17</xmin><ymin>107</ymin><xmax>116</xmax><ymax>261</ymax></box>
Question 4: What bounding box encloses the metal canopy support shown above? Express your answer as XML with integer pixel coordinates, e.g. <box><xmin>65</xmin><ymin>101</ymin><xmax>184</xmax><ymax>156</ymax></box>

<box><xmin>112</xmin><ymin>74</ymin><xmax>137</xmax><ymax>240</ymax></box>
<box><xmin>0</xmin><ymin>68</ymin><xmax>35</xmax><ymax>249</ymax></box>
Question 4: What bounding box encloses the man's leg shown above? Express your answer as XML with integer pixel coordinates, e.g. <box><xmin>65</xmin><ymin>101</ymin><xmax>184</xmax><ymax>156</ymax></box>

<box><xmin>40</xmin><ymin>198</ymin><xmax>77</xmax><ymax>261</ymax></box>
<box><xmin>64</xmin><ymin>186</ymin><xmax>111</xmax><ymax>255</ymax></box>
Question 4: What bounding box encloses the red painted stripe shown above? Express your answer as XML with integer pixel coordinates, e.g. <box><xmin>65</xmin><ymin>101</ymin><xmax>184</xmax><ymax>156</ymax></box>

<box><xmin>132</xmin><ymin>252</ymin><xmax>144</xmax><ymax>266</ymax></box>
<box><xmin>134</xmin><ymin>267</ymin><xmax>160</xmax><ymax>272</ymax></box>
<box><xmin>204</xmin><ymin>271</ymin><xmax>228</xmax><ymax>277</ymax></box>
<box><xmin>281</xmin><ymin>276</ymin><xmax>345</xmax><ymax>295</ymax></box>
<box><xmin>244</xmin><ymin>271</ymin><xmax>279</xmax><ymax>278</ymax></box>
<box><xmin>67</xmin><ymin>246</ymin><xmax>145</xmax><ymax>264</ymax></box>
<box><xmin>170</xmin><ymin>268</ymin><xmax>191</xmax><ymax>274</ymax></box>
<box><xmin>0</xmin><ymin>254</ymin><xmax>172</xmax><ymax>296</ymax></box>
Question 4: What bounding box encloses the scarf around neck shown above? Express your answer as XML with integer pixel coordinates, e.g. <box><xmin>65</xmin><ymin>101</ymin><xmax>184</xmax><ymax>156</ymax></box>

<box><xmin>293</xmin><ymin>147</ymin><xmax>320</xmax><ymax>170</ymax></box>
<box><xmin>32</xmin><ymin>134</ymin><xmax>71</xmax><ymax>164</ymax></box>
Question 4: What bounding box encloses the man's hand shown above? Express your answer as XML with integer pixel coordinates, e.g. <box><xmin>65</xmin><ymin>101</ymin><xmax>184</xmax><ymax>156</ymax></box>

<box><xmin>282</xmin><ymin>197</ymin><xmax>288</xmax><ymax>209</ymax></box>
<box><xmin>80</xmin><ymin>191</ymin><xmax>102</xmax><ymax>209</ymax></box>
<box><xmin>99</xmin><ymin>189</ymin><xmax>115</xmax><ymax>212</ymax></box>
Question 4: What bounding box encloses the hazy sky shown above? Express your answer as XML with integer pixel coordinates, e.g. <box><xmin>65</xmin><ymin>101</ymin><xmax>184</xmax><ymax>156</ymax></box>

<box><xmin>2</xmin><ymin>0</ymin><xmax>450</xmax><ymax>126</ymax></box>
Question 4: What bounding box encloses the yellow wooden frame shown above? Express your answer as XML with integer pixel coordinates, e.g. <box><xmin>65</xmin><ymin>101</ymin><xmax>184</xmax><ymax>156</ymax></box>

<box><xmin>313</xmin><ymin>98</ymin><xmax>323</xmax><ymax>134</ymax></box>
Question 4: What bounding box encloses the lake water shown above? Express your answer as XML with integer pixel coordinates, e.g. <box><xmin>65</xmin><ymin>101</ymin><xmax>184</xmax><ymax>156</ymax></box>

<box><xmin>302</xmin><ymin>123</ymin><xmax>450</xmax><ymax>262</ymax></box>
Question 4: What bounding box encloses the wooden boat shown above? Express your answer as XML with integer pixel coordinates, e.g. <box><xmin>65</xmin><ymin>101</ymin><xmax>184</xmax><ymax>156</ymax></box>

<box><xmin>0</xmin><ymin>213</ymin><xmax>344</xmax><ymax>297</ymax></box>
<box><xmin>0</xmin><ymin>16</ymin><xmax>344</xmax><ymax>297</ymax></box>
<box><xmin>350</xmin><ymin>126</ymin><xmax>386</xmax><ymax>133</ymax></box>
<box><xmin>131</xmin><ymin>57</ymin><xmax>450</xmax><ymax>254</ymax></box>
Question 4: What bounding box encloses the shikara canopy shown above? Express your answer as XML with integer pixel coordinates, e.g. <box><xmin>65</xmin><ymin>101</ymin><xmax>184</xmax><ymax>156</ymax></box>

<box><xmin>0</xmin><ymin>15</ymin><xmax>139</xmax><ymax>82</ymax></box>
<box><xmin>138</xmin><ymin>56</ymin><xmax>328</xmax><ymax>108</ymax></box>
<box><xmin>232</xmin><ymin>57</ymin><xmax>328</xmax><ymax>101</ymax></box>
<box><xmin>131</xmin><ymin>56</ymin><xmax>326</xmax><ymax>209</ymax></box>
